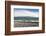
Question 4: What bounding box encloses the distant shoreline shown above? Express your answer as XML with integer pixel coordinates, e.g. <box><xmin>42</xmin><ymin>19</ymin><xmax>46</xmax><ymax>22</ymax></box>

<box><xmin>14</xmin><ymin>17</ymin><xmax>39</xmax><ymax>20</ymax></box>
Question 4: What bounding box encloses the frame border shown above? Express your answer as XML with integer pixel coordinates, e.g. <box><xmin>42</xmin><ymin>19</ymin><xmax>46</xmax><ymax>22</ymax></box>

<box><xmin>5</xmin><ymin>1</ymin><xmax>45</xmax><ymax>35</ymax></box>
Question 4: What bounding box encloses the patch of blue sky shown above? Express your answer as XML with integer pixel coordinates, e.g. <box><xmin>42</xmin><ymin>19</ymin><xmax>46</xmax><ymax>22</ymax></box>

<box><xmin>14</xmin><ymin>8</ymin><xmax>39</xmax><ymax>12</ymax></box>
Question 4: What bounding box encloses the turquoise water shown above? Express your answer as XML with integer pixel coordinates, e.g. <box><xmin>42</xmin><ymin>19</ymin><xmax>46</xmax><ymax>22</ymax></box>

<box><xmin>14</xmin><ymin>17</ymin><xmax>39</xmax><ymax>27</ymax></box>
<box><xmin>14</xmin><ymin>17</ymin><xmax>38</xmax><ymax>22</ymax></box>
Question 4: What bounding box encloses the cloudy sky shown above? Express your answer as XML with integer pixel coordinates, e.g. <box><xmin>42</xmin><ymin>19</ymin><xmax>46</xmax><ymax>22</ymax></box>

<box><xmin>14</xmin><ymin>8</ymin><xmax>39</xmax><ymax>17</ymax></box>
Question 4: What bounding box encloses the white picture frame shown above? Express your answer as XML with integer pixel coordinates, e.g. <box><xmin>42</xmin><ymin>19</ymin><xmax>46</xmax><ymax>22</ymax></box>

<box><xmin>11</xmin><ymin>5</ymin><xmax>42</xmax><ymax>31</ymax></box>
